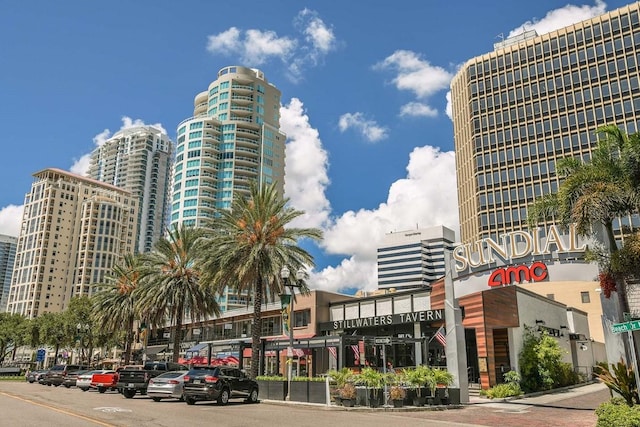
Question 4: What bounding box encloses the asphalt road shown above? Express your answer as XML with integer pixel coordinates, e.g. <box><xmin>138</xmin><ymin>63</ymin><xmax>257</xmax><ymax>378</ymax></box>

<box><xmin>0</xmin><ymin>381</ymin><xmax>609</xmax><ymax>427</ymax></box>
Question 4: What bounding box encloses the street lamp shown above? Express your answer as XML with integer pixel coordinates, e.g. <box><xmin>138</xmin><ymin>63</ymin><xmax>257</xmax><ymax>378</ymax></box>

<box><xmin>281</xmin><ymin>266</ymin><xmax>305</xmax><ymax>401</ymax></box>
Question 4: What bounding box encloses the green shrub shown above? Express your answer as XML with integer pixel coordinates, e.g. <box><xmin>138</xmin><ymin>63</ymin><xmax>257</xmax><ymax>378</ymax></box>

<box><xmin>519</xmin><ymin>326</ymin><xmax>566</xmax><ymax>392</ymax></box>
<box><xmin>483</xmin><ymin>383</ymin><xmax>522</xmax><ymax>399</ymax></box>
<box><xmin>557</xmin><ymin>362</ymin><xmax>583</xmax><ymax>387</ymax></box>
<box><xmin>596</xmin><ymin>398</ymin><xmax>640</xmax><ymax>426</ymax></box>
<box><xmin>255</xmin><ymin>375</ymin><xmax>286</xmax><ymax>381</ymax></box>
<box><xmin>595</xmin><ymin>358</ymin><xmax>639</xmax><ymax>406</ymax></box>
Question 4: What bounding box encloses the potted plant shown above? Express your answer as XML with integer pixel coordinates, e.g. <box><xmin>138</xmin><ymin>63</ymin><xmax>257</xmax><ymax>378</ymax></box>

<box><xmin>339</xmin><ymin>382</ymin><xmax>357</xmax><ymax>407</ymax></box>
<box><xmin>328</xmin><ymin>368</ymin><xmax>354</xmax><ymax>405</ymax></box>
<box><xmin>431</xmin><ymin>368</ymin><xmax>454</xmax><ymax>405</ymax></box>
<box><xmin>387</xmin><ymin>370</ymin><xmax>406</xmax><ymax>408</ymax></box>
<box><xmin>358</xmin><ymin>367</ymin><xmax>385</xmax><ymax>407</ymax></box>
<box><xmin>403</xmin><ymin>366</ymin><xmax>430</xmax><ymax>406</ymax></box>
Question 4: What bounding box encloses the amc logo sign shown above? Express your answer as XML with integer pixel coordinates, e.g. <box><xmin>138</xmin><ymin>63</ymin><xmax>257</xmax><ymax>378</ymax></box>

<box><xmin>488</xmin><ymin>262</ymin><xmax>548</xmax><ymax>287</ymax></box>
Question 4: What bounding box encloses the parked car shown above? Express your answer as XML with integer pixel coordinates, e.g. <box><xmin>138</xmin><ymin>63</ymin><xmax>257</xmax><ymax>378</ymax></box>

<box><xmin>182</xmin><ymin>365</ymin><xmax>259</xmax><ymax>406</ymax></box>
<box><xmin>91</xmin><ymin>370</ymin><xmax>119</xmax><ymax>393</ymax></box>
<box><xmin>45</xmin><ymin>364</ymin><xmax>91</xmax><ymax>387</ymax></box>
<box><xmin>26</xmin><ymin>370</ymin><xmax>48</xmax><ymax>383</ymax></box>
<box><xmin>62</xmin><ymin>369</ymin><xmax>89</xmax><ymax>388</ymax></box>
<box><xmin>77</xmin><ymin>369</ymin><xmax>110</xmax><ymax>391</ymax></box>
<box><xmin>117</xmin><ymin>361</ymin><xmax>187</xmax><ymax>399</ymax></box>
<box><xmin>147</xmin><ymin>371</ymin><xmax>188</xmax><ymax>402</ymax></box>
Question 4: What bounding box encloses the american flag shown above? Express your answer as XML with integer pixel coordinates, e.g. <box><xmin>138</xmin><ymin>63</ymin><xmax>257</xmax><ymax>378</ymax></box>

<box><xmin>328</xmin><ymin>346</ymin><xmax>337</xmax><ymax>359</ymax></box>
<box><xmin>350</xmin><ymin>344</ymin><xmax>360</xmax><ymax>363</ymax></box>
<box><xmin>434</xmin><ymin>326</ymin><xmax>447</xmax><ymax>347</ymax></box>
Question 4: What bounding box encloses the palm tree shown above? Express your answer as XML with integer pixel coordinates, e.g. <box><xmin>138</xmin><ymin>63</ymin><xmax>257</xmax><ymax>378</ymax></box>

<box><xmin>91</xmin><ymin>254</ymin><xmax>144</xmax><ymax>364</ymax></box>
<box><xmin>528</xmin><ymin>124</ymin><xmax>640</xmax><ymax>316</ymax></box>
<box><xmin>136</xmin><ymin>224</ymin><xmax>221</xmax><ymax>363</ymax></box>
<box><xmin>199</xmin><ymin>181</ymin><xmax>322</xmax><ymax>379</ymax></box>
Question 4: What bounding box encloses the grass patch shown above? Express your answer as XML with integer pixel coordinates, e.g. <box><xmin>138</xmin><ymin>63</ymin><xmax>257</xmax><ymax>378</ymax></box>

<box><xmin>0</xmin><ymin>376</ymin><xmax>25</xmax><ymax>381</ymax></box>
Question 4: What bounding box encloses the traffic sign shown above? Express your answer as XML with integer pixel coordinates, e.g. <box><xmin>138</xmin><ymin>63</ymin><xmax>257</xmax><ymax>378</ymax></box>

<box><xmin>36</xmin><ymin>348</ymin><xmax>46</xmax><ymax>362</ymax></box>
<box><xmin>374</xmin><ymin>337</ymin><xmax>391</xmax><ymax>345</ymax></box>
<box><xmin>612</xmin><ymin>320</ymin><xmax>640</xmax><ymax>334</ymax></box>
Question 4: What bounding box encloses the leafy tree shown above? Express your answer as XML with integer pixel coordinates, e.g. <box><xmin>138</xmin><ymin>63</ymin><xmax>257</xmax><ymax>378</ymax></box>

<box><xmin>0</xmin><ymin>313</ymin><xmax>27</xmax><ymax>363</ymax></box>
<box><xmin>518</xmin><ymin>326</ymin><xmax>566</xmax><ymax>392</ymax></box>
<box><xmin>199</xmin><ymin>181</ymin><xmax>322</xmax><ymax>379</ymax></box>
<box><xmin>92</xmin><ymin>254</ymin><xmax>144</xmax><ymax>364</ymax></box>
<box><xmin>34</xmin><ymin>312</ymin><xmax>68</xmax><ymax>365</ymax></box>
<box><xmin>137</xmin><ymin>224</ymin><xmax>221</xmax><ymax>363</ymax></box>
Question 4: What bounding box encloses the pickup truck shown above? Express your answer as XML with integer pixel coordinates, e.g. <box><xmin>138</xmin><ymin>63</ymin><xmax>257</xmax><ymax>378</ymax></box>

<box><xmin>91</xmin><ymin>370</ymin><xmax>120</xmax><ymax>393</ymax></box>
<box><xmin>117</xmin><ymin>361</ymin><xmax>187</xmax><ymax>398</ymax></box>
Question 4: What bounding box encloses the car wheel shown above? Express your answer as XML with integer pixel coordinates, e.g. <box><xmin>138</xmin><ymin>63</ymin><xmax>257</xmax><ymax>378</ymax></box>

<box><xmin>64</xmin><ymin>384</ymin><xmax>71</xmax><ymax>389</ymax></box>
<box><xmin>217</xmin><ymin>388</ymin><xmax>230</xmax><ymax>406</ymax></box>
<box><xmin>246</xmin><ymin>388</ymin><xmax>259</xmax><ymax>404</ymax></box>
<box><xmin>80</xmin><ymin>387</ymin><xmax>88</xmax><ymax>392</ymax></box>
<box><xmin>152</xmin><ymin>397</ymin><xmax>162</xmax><ymax>402</ymax></box>
<box><xmin>98</xmin><ymin>387</ymin><xmax>106</xmax><ymax>394</ymax></box>
<box><xmin>122</xmin><ymin>389</ymin><xmax>136</xmax><ymax>399</ymax></box>
<box><xmin>185</xmin><ymin>396</ymin><xmax>196</xmax><ymax>405</ymax></box>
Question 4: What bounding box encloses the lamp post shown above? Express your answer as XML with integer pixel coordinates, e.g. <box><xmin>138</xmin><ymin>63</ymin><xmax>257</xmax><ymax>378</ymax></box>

<box><xmin>281</xmin><ymin>266</ymin><xmax>304</xmax><ymax>401</ymax></box>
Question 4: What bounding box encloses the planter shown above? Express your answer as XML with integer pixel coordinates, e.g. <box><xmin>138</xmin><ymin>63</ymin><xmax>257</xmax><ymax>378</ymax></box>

<box><xmin>289</xmin><ymin>381</ymin><xmax>327</xmax><ymax>404</ymax></box>
<box><xmin>393</xmin><ymin>399</ymin><xmax>404</xmax><ymax>408</ymax></box>
<box><xmin>413</xmin><ymin>396</ymin><xmax>426</xmax><ymax>407</ymax></box>
<box><xmin>256</xmin><ymin>380</ymin><xmax>287</xmax><ymax>400</ymax></box>
<box><xmin>448</xmin><ymin>388</ymin><xmax>460</xmax><ymax>405</ymax></box>
<box><xmin>342</xmin><ymin>398</ymin><xmax>355</xmax><ymax>407</ymax></box>
<box><xmin>369</xmin><ymin>390</ymin><xmax>382</xmax><ymax>408</ymax></box>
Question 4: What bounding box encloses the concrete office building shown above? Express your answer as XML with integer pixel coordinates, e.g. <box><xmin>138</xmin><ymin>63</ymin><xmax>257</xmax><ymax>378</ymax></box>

<box><xmin>7</xmin><ymin>168</ymin><xmax>137</xmax><ymax>318</ymax></box>
<box><xmin>451</xmin><ymin>2</ymin><xmax>640</xmax><ymax>245</ymax></box>
<box><xmin>88</xmin><ymin>125</ymin><xmax>173</xmax><ymax>254</ymax></box>
<box><xmin>171</xmin><ymin>66</ymin><xmax>286</xmax><ymax>312</ymax></box>
<box><xmin>0</xmin><ymin>234</ymin><xmax>17</xmax><ymax>312</ymax></box>
<box><xmin>377</xmin><ymin>226</ymin><xmax>456</xmax><ymax>291</ymax></box>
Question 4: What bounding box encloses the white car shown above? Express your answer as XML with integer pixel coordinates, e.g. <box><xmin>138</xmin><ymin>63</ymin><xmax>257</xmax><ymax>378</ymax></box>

<box><xmin>147</xmin><ymin>371</ymin><xmax>188</xmax><ymax>401</ymax></box>
<box><xmin>76</xmin><ymin>370</ymin><xmax>110</xmax><ymax>391</ymax></box>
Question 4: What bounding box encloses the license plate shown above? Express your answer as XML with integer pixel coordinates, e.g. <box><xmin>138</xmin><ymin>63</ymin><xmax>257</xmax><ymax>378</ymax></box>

<box><xmin>128</xmin><ymin>383</ymin><xmax>134</xmax><ymax>387</ymax></box>
<box><xmin>193</xmin><ymin>380</ymin><xmax>200</xmax><ymax>384</ymax></box>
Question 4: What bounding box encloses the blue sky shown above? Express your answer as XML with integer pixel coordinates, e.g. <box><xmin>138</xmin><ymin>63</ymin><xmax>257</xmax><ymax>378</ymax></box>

<box><xmin>0</xmin><ymin>0</ymin><xmax>631</xmax><ymax>294</ymax></box>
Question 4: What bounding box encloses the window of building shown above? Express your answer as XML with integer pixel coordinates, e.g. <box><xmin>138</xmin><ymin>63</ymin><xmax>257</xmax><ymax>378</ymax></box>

<box><xmin>581</xmin><ymin>291</ymin><xmax>590</xmax><ymax>303</ymax></box>
<box><xmin>293</xmin><ymin>309</ymin><xmax>311</xmax><ymax>328</ymax></box>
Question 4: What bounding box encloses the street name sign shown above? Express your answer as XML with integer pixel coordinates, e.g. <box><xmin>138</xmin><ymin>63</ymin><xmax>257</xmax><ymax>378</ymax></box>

<box><xmin>612</xmin><ymin>320</ymin><xmax>640</xmax><ymax>334</ymax></box>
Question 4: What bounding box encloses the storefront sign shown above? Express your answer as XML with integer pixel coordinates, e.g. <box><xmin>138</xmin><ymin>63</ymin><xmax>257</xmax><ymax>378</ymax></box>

<box><xmin>453</xmin><ymin>224</ymin><xmax>586</xmax><ymax>273</ymax></box>
<box><xmin>488</xmin><ymin>261</ymin><xmax>548</xmax><ymax>287</ymax></box>
<box><xmin>319</xmin><ymin>309</ymin><xmax>443</xmax><ymax>331</ymax></box>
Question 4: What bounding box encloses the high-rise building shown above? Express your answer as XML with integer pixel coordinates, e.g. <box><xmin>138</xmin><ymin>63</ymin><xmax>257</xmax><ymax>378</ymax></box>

<box><xmin>171</xmin><ymin>65</ymin><xmax>286</xmax><ymax>229</ymax></box>
<box><xmin>171</xmin><ymin>66</ymin><xmax>286</xmax><ymax>312</ymax></box>
<box><xmin>7</xmin><ymin>168</ymin><xmax>138</xmax><ymax>318</ymax></box>
<box><xmin>451</xmin><ymin>3</ymin><xmax>640</xmax><ymax>245</ymax></box>
<box><xmin>87</xmin><ymin>125</ymin><xmax>173</xmax><ymax>253</ymax></box>
<box><xmin>377</xmin><ymin>226</ymin><xmax>456</xmax><ymax>291</ymax></box>
<box><xmin>0</xmin><ymin>234</ymin><xmax>17</xmax><ymax>312</ymax></box>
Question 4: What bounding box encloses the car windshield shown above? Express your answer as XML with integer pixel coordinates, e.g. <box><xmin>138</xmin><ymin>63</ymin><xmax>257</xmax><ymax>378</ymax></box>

<box><xmin>50</xmin><ymin>365</ymin><xmax>65</xmax><ymax>371</ymax></box>
<box><xmin>187</xmin><ymin>367</ymin><xmax>219</xmax><ymax>376</ymax></box>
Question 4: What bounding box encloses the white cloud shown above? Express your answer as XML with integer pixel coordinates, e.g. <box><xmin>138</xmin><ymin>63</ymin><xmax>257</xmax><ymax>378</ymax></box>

<box><xmin>69</xmin><ymin>116</ymin><xmax>167</xmax><ymax>176</ymax></box>
<box><xmin>400</xmin><ymin>102</ymin><xmax>438</xmax><ymax>118</ymax></box>
<box><xmin>445</xmin><ymin>91</ymin><xmax>453</xmax><ymax>120</ymax></box>
<box><xmin>0</xmin><ymin>204</ymin><xmax>24</xmax><ymax>237</ymax></box>
<box><xmin>338</xmin><ymin>112</ymin><xmax>389</xmax><ymax>143</ymax></box>
<box><xmin>508</xmin><ymin>0</ymin><xmax>607</xmax><ymax>38</ymax></box>
<box><xmin>206</xmin><ymin>9</ymin><xmax>338</xmax><ymax>82</ymax></box>
<box><xmin>280</xmin><ymin>98</ymin><xmax>331</xmax><ymax>229</ymax></box>
<box><xmin>374</xmin><ymin>50</ymin><xmax>453</xmax><ymax>117</ymax></box>
<box><xmin>314</xmin><ymin>145</ymin><xmax>459</xmax><ymax>292</ymax></box>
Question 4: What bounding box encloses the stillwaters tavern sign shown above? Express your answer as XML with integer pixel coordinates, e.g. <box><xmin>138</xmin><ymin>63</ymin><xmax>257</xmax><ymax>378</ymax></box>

<box><xmin>319</xmin><ymin>309</ymin><xmax>443</xmax><ymax>332</ymax></box>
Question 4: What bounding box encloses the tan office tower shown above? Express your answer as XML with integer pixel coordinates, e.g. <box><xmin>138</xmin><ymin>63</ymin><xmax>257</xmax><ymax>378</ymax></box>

<box><xmin>451</xmin><ymin>3</ymin><xmax>640</xmax><ymax>245</ymax></box>
<box><xmin>87</xmin><ymin>125</ymin><xmax>173</xmax><ymax>253</ymax></box>
<box><xmin>7</xmin><ymin>168</ymin><xmax>137</xmax><ymax>318</ymax></box>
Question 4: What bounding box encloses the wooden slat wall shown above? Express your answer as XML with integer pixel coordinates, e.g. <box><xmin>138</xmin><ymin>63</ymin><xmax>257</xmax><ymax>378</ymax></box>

<box><xmin>430</xmin><ymin>279</ymin><xmax>520</xmax><ymax>389</ymax></box>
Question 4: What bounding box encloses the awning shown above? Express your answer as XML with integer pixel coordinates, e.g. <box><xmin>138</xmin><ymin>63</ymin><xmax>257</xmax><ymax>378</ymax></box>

<box><xmin>186</xmin><ymin>342</ymin><xmax>208</xmax><ymax>353</ymax></box>
<box><xmin>145</xmin><ymin>345</ymin><xmax>168</xmax><ymax>356</ymax></box>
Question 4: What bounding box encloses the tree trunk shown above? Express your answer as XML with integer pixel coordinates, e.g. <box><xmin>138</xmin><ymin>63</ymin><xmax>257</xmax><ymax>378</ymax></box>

<box><xmin>173</xmin><ymin>304</ymin><xmax>184</xmax><ymax>363</ymax></box>
<box><xmin>124</xmin><ymin>315</ymin><xmax>134</xmax><ymax>364</ymax></box>
<box><xmin>250</xmin><ymin>278</ymin><xmax>263</xmax><ymax>379</ymax></box>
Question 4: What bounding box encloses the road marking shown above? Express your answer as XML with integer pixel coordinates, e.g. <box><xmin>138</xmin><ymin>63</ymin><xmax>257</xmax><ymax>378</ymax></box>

<box><xmin>0</xmin><ymin>390</ymin><xmax>117</xmax><ymax>427</ymax></box>
<box><xmin>94</xmin><ymin>407</ymin><xmax>133</xmax><ymax>413</ymax></box>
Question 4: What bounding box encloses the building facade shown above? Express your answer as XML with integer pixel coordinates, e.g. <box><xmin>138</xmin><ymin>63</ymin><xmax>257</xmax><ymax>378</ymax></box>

<box><xmin>171</xmin><ymin>65</ymin><xmax>286</xmax><ymax>230</ymax></box>
<box><xmin>451</xmin><ymin>3</ymin><xmax>640</xmax><ymax>245</ymax></box>
<box><xmin>87</xmin><ymin>125</ymin><xmax>173</xmax><ymax>254</ymax></box>
<box><xmin>7</xmin><ymin>168</ymin><xmax>137</xmax><ymax>318</ymax></box>
<box><xmin>377</xmin><ymin>226</ymin><xmax>456</xmax><ymax>291</ymax></box>
<box><xmin>171</xmin><ymin>65</ymin><xmax>286</xmax><ymax>312</ymax></box>
<box><xmin>0</xmin><ymin>234</ymin><xmax>17</xmax><ymax>312</ymax></box>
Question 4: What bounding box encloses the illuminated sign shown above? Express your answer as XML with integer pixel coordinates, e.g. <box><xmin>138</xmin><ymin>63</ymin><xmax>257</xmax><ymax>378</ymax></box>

<box><xmin>488</xmin><ymin>261</ymin><xmax>548</xmax><ymax>287</ymax></box>
<box><xmin>453</xmin><ymin>224</ymin><xmax>587</xmax><ymax>273</ymax></box>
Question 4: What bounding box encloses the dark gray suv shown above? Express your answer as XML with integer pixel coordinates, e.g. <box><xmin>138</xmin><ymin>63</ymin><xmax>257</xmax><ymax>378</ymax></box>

<box><xmin>45</xmin><ymin>364</ymin><xmax>90</xmax><ymax>387</ymax></box>
<box><xmin>182</xmin><ymin>366</ymin><xmax>259</xmax><ymax>405</ymax></box>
